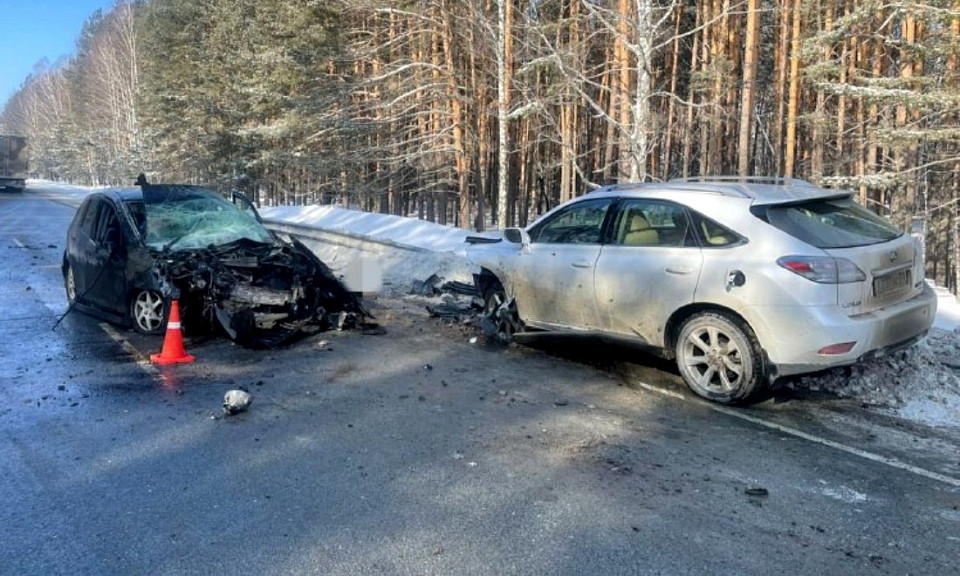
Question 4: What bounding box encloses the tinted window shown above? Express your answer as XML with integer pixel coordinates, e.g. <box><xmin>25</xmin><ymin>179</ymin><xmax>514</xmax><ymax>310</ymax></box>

<box><xmin>529</xmin><ymin>198</ymin><xmax>613</xmax><ymax>244</ymax></box>
<box><xmin>94</xmin><ymin>203</ymin><xmax>120</xmax><ymax>246</ymax></box>
<box><xmin>613</xmin><ymin>201</ymin><xmax>694</xmax><ymax>247</ymax></box>
<box><xmin>79</xmin><ymin>198</ymin><xmax>99</xmax><ymax>234</ymax></box>
<box><xmin>762</xmin><ymin>197</ymin><xmax>901</xmax><ymax>248</ymax></box>
<box><xmin>124</xmin><ymin>200</ymin><xmax>147</xmax><ymax>238</ymax></box>
<box><xmin>690</xmin><ymin>211</ymin><xmax>742</xmax><ymax>247</ymax></box>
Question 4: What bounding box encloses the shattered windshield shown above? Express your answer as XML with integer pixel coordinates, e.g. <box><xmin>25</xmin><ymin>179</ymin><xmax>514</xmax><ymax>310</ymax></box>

<box><xmin>139</xmin><ymin>185</ymin><xmax>273</xmax><ymax>251</ymax></box>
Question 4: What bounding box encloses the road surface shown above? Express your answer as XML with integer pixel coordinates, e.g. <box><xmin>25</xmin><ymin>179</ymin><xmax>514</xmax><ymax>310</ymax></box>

<box><xmin>1</xmin><ymin>184</ymin><xmax>958</xmax><ymax>575</ymax></box>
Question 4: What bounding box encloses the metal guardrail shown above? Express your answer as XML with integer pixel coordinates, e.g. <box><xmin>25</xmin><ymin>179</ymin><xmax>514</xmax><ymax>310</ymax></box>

<box><xmin>261</xmin><ymin>218</ymin><xmax>431</xmax><ymax>254</ymax></box>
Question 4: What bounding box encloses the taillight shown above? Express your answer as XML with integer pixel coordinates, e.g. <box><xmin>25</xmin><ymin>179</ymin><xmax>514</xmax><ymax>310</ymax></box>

<box><xmin>777</xmin><ymin>256</ymin><xmax>866</xmax><ymax>284</ymax></box>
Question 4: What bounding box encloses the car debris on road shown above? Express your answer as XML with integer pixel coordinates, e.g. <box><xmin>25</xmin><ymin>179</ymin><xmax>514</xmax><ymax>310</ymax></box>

<box><xmin>223</xmin><ymin>389</ymin><xmax>253</xmax><ymax>415</ymax></box>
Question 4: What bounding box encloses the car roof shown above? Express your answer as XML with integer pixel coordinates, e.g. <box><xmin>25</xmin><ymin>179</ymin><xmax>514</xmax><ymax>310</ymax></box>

<box><xmin>114</xmin><ymin>188</ymin><xmax>144</xmax><ymax>201</ymax></box>
<box><xmin>588</xmin><ymin>177</ymin><xmax>850</xmax><ymax>205</ymax></box>
<box><xmin>96</xmin><ymin>185</ymin><xmax>226</xmax><ymax>204</ymax></box>
<box><xmin>91</xmin><ymin>187</ymin><xmax>142</xmax><ymax>203</ymax></box>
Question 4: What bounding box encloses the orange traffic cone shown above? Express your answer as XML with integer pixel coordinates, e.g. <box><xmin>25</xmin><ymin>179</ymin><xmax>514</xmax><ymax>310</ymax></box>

<box><xmin>150</xmin><ymin>300</ymin><xmax>195</xmax><ymax>365</ymax></box>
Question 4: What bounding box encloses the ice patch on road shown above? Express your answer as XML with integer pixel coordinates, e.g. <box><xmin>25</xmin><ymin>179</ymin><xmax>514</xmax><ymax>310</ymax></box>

<box><xmin>815</xmin><ymin>481</ymin><xmax>869</xmax><ymax>504</ymax></box>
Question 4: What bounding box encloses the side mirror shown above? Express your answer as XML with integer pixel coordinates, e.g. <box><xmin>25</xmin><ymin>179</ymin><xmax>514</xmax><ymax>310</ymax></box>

<box><xmin>503</xmin><ymin>227</ymin><xmax>530</xmax><ymax>247</ymax></box>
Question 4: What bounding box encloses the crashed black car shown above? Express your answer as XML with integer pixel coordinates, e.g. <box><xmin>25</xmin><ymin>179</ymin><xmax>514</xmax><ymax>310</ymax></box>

<box><xmin>62</xmin><ymin>184</ymin><xmax>366</xmax><ymax>348</ymax></box>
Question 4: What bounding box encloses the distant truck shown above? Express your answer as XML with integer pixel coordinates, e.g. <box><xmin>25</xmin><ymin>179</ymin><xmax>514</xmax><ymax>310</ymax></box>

<box><xmin>0</xmin><ymin>135</ymin><xmax>28</xmax><ymax>192</ymax></box>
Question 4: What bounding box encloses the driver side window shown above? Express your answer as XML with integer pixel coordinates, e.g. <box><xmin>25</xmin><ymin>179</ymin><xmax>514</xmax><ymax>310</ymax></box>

<box><xmin>529</xmin><ymin>198</ymin><xmax>613</xmax><ymax>244</ymax></box>
<box><xmin>94</xmin><ymin>204</ymin><xmax>122</xmax><ymax>252</ymax></box>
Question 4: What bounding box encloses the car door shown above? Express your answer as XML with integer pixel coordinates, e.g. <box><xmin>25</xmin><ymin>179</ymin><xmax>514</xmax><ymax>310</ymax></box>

<box><xmin>593</xmin><ymin>199</ymin><xmax>703</xmax><ymax>347</ymax></box>
<box><xmin>509</xmin><ymin>197</ymin><xmax>614</xmax><ymax>331</ymax></box>
<box><xmin>85</xmin><ymin>200</ymin><xmax>128</xmax><ymax>314</ymax></box>
<box><xmin>69</xmin><ymin>197</ymin><xmax>103</xmax><ymax>302</ymax></box>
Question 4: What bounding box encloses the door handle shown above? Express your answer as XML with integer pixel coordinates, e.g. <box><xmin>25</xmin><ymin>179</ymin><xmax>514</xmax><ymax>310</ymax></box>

<box><xmin>665</xmin><ymin>266</ymin><xmax>693</xmax><ymax>275</ymax></box>
<box><xmin>571</xmin><ymin>260</ymin><xmax>592</xmax><ymax>269</ymax></box>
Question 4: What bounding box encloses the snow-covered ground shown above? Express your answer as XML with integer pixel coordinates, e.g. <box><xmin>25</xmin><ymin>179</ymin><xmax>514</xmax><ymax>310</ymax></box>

<box><xmin>29</xmin><ymin>179</ymin><xmax>960</xmax><ymax>429</ymax></box>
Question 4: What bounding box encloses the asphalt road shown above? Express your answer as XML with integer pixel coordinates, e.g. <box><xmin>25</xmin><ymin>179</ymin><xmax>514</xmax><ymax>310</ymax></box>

<box><xmin>1</xmin><ymin>184</ymin><xmax>958</xmax><ymax>575</ymax></box>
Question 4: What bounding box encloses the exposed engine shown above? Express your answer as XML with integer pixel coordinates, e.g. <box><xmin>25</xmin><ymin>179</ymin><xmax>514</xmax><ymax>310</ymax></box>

<box><xmin>153</xmin><ymin>238</ymin><xmax>366</xmax><ymax>348</ymax></box>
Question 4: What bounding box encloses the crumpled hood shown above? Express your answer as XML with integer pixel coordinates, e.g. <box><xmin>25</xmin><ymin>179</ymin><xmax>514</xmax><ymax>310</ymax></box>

<box><xmin>153</xmin><ymin>236</ymin><xmax>366</xmax><ymax>348</ymax></box>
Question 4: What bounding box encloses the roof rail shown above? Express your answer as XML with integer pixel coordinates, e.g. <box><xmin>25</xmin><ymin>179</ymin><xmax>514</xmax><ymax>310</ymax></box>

<box><xmin>669</xmin><ymin>176</ymin><xmax>814</xmax><ymax>187</ymax></box>
<box><xmin>581</xmin><ymin>182</ymin><xmax>646</xmax><ymax>195</ymax></box>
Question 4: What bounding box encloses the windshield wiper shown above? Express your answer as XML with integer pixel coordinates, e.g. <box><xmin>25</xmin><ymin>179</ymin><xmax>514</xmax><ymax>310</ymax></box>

<box><xmin>162</xmin><ymin>218</ymin><xmax>203</xmax><ymax>252</ymax></box>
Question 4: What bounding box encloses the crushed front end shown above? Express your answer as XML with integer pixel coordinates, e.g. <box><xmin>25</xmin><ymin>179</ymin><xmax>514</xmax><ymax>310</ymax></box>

<box><xmin>155</xmin><ymin>238</ymin><xmax>366</xmax><ymax>348</ymax></box>
<box><xmin>137</xmin><ymin>184</ymin><xmax>367</xmax><ymax>348</ymax></box>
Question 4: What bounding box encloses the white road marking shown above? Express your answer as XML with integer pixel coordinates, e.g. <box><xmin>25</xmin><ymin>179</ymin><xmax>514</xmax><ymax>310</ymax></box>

<box><xmin>99</xmin><ymin>323</ymin><xmax>185</xmax><ymax>389</ymax></box>
<box><xmin>632</xmin><ymin>380</ymin><xmax>960</xmax><ymax>489</ymax></box>
<box><xmin>99</xmin><ymin>323</ymin><xmax>160</xmax><ymax>377</ymax></box>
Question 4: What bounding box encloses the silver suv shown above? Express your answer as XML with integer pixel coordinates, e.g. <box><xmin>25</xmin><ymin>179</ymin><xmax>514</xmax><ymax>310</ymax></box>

<box><xmin>468</xmin><ymin>177</ymin><xmax>937</xmax><ymax>404</ymax></box>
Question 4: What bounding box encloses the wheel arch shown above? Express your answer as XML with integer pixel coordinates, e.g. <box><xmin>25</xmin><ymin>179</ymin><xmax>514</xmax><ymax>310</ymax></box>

<box><xmin>474</xmin><ymin>267</ymin><xmax>505</xmax><ymax>298</ymax></box>
<box><xmin>666</xmin><ymin>303</ymin><xmax>779</xmax><ymax>382</ymax></box>
<box><xmin>665</xmin><ymin>304</ymin><xmax>756</xmax><ymax>353</ymax></box>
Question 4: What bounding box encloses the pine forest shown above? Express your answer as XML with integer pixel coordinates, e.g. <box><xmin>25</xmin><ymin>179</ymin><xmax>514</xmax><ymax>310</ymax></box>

<box><xmin>2</xmin><ymin>0</ymin><xmax>959</xmax><ymax>288</ymax></box>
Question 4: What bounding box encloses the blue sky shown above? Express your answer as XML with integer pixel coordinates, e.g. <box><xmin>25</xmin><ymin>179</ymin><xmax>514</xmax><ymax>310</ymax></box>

<box><xmin>0</xmin><ymin>0</ymin><xmax>115</xmax><ymax>104</ymax></box>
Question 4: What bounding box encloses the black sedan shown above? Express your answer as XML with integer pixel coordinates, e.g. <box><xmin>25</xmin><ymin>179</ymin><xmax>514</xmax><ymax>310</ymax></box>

<box><xmin>62</xmin><ymin>184</ymin><xmax>366</xmax><ymax>348</ymax></box>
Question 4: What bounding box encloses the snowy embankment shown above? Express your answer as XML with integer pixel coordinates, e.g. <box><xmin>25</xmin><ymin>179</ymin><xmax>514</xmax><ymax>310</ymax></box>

<box><xmin>29</xmin><ymin>179</ymin><xmax>960</xmax><ymax>428</ymax></box>
<box><xmin>786</xmin><ymin>285</ymin><xmax>960</xmax><ymax>428</ymax></box>
<box><xmin>259</xmin><ymin>204</ymin><xmax>477</xmax><ymax>293</ymax></box>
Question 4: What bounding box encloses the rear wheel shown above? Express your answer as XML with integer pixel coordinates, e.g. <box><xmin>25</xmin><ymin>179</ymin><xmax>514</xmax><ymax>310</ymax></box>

<box><xmin>675</xmin><ymin>312</ymin><xmax>765</xmax><ymax>404</ymax></box>
<box><xmin>129</xmin><ymin>289</ymin><xmax>166</xmax><ymax>335</ymax></box>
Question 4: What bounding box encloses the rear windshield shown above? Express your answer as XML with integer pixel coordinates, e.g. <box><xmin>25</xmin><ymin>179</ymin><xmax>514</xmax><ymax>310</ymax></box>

<box><xmin>760</xmin><ymin>197</ymin><xmax>901</xmax><ymax>249</ymax></box>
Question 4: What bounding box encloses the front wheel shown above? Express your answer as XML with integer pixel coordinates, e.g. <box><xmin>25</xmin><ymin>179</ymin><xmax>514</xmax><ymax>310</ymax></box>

<box><xmin>675</xmin><ymin>312</ymin><xmax>765</xmax><ymax>404</ymax></box>
<box><xmin>483</xmin><ymin>283</ymin><xmax>521</xmax><ymax>344</ymax></box>
<box><xmin>64</xmin><ymin>264</ymin><xmax>77</xmax><ymax>305</ymax></box>
<box><xmin>129</xmin><ymin>289</ymin><xmax>167</xmax><ymax>335</ymax></box>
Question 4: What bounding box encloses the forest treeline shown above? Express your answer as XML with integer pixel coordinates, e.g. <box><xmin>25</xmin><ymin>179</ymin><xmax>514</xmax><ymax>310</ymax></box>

<box><xmin>2</xmin><ymin>0</ymin><xmax>959</xmax><ymax>286</ymax></box>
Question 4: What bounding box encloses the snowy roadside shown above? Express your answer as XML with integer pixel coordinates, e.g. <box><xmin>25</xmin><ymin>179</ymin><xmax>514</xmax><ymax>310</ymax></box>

<box><xmin>785</xmin><ymin>286</ymin><xmax>960</xmax><ymax>429</ymax></box>
<box><xmin>27</xmin><ymin>180</ymin><xmax>960</xmax><ymax>429</ymax></box>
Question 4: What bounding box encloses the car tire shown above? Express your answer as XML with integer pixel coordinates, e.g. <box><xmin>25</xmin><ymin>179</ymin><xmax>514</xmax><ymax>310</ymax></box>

<box><xmin>64</xmin><ymin>263</ymin><xmax>77</xmax><ymax>305</ymax></box>
<box><xmin>483</xmin><ymin>283</ymin><xmax>521</xmax><ymax>344</ymax></box>
<box><xmin>129</xmin><ymin>289</ymin><xmax>167</xmax><ymax>335</ymax></box>
<box><xmin>675</xmin><ymin>312</ymin><xmax>765</xmax><ymax>404</ymax></box>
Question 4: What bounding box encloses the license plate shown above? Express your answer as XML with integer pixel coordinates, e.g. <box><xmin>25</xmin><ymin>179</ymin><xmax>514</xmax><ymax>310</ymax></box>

<box><xmin>873</xmin><ymin>268</ymin><xmax>911</xmax><ymax>297</ymax></box>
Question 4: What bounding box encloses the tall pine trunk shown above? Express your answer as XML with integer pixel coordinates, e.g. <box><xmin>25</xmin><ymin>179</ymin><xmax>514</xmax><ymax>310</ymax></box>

<box><xmin>737</xmin><ymin>0</ymin><xmax>760</xmax><ymax>176</ymax></box>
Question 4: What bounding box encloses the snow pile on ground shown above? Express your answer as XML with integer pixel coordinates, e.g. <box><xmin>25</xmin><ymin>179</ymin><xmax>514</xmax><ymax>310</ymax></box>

<box><xmin>261</xmin><ymin>205</ymin><xmax>476</xmax><ymax>252</ymax></box>
<box><xmin>787</xmin><ymin>327</ymin><xmax>960</xmax><ymax>426</ymax></box>
<box><xmin>260</xmin><ymin>205</ymin><xmax>480</xmax><ymax>295</ymax></box>
<box><xmin>784</xmin><ymin>285</ymin><xmax>960</xmax><ymax>428</ymax></box>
